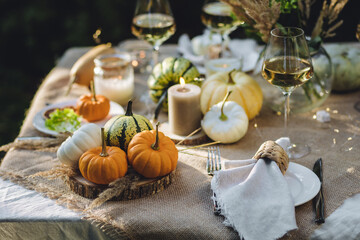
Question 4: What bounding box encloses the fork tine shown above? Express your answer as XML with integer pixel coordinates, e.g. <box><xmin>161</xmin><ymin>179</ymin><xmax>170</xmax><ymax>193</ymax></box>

<box><xmin>217</xmin><ymin>146</ymin><xmax>221</xmax><ymax>171</ymax></box>
<box><xmin>207</xmin><ymin>146</ymin><xmax>221</xmax><ymax>175</ymax></box>
<box><xmin>211</xmin><ymin>147</ymin><xmax>215</xmax><ymax>173</ymax></box>
<box><xmin>212</xmin><ymin>147</ymin><xmax>218</xmax><ymax>171</ymax></box>
<box><xmin>207</xmin><ymin>148</ymin><xmax>211</xmax><ymax>175</ymax></box>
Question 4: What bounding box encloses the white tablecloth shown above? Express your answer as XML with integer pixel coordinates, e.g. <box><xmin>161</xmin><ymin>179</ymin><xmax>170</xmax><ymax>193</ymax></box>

<box><xmin>0</xmin><ymin>178</ymin><xmax>109</xmax><ymax>240</ymax></box>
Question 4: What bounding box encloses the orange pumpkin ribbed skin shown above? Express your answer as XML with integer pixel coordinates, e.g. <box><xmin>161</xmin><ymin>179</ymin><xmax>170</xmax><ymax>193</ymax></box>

<box><xmin>127</xmin><ymin>130</ymin><xmax>178</xmax><ymax>178</ymax></box>
<box><xmin>76</xmin><ymin>94</ymin><xmax>110</xmax><ymax>122</ymax></box>
<box><xmin>79</xmin><ymin>146</ymin><xmax>128</xmax><ymax>185</ymax></box>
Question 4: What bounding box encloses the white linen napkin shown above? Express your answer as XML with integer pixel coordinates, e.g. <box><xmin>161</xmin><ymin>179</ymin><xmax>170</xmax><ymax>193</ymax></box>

<box><xmin>311</xmin><ymin>193</ymin><xmax>360</xmax><ymax>240</ymax></box>
<box><xmin>211</xmin><ymin>138</ymin><xmax>297</xmax><ymax>240</ymax></box>
<box><xmin>177</xmin><ymin>32</ymin><xmax>260</xmax><ymax>73</ymax></box>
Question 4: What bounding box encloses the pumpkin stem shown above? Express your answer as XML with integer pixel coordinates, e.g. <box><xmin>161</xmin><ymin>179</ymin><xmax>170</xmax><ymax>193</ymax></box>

<box><xmin>125</xmin><ymin>100</ymin><xmax>133</xmax><ymax>116</ymax></box>
<box><xmin>90</xmin><ymin>80</ymin><xmax>97</xmax><ymax>102</ymax></box>
<box><xmin>228</xmin><ymin>70</ymin><xmax>236</xmax><ymax>85</ymax></box>
<box><xmin>151</xmin><ymin>122</ymin><xmax>160</xmax><ymax>150</ymax></box>
<box><xmin>219</xmin><ymin>91</ymin><xmax>232</xmax><ymax>121</ymax></box>
<box><xmin>100</xmin><ymin>128</ymin><xmax>109</xmax><ymax>157</ymax></box>
<box><xmin>153</xmin><ymin>90</ymin><xmax>167</xmax><ymax>122</ymax></box>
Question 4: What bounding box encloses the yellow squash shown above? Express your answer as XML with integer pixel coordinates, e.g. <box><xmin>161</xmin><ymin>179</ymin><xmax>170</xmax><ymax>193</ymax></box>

<box><xmin>200</xmin><ymin>70</ymin><xmax>263</xmax><ymax>120</ymax></box>
<box><xmin>66</xmin><ymin>43</ymin><xmax>115</xmax><ymax>95</ymax></box>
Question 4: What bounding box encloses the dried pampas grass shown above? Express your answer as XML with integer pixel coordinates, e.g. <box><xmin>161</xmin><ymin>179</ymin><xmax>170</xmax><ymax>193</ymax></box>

<box><xmin>222</xmin><ymin>0</ymin><xmax>349</xmax><ymax>42</ymax></box>
<box><xmin>222</xmin><ymin>0</ymin><xmax>281</xmax><ymax>42</ymax></box>
<box><xmin>298</xmin><ymin>0</ymin><xmax>349</xmax><ymax>39</ymax></box>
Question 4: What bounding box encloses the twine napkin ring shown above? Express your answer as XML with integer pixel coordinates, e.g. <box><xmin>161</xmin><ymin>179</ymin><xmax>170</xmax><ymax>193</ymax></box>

<box><xmin>253</xmin><ymin>140</ymin><xmax>289</xmax><ymax>175</ymax></box>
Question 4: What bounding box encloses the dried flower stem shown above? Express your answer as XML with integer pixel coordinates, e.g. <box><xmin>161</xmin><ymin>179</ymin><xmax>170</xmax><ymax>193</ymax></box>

<box><xmin>299</xmin><ymin>0</ymin><xmax>349</xmax><ymax>40</ymax></box>
<box><xmin>222</xmin><ymin>0</ymin><xmax>281</xmax><ymax>42</ymax></box>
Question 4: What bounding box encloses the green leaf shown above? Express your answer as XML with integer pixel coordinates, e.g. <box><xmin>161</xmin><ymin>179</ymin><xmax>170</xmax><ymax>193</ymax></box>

<box><xmin>230</xmin><ymin>12</ymin><xmax>238</xmax><ymax>21</ymax></box>
<box><xmin>270</xmin><ymin>0</ymin><xmax>298</xmax><ymax>13</ymax></box>
<box><xmin>45</xmin><ymin>108</ymin><xmax>81</xmax><ymax>133</ymax></box>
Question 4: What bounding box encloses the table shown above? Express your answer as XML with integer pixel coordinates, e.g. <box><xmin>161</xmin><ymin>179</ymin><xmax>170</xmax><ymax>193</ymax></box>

<box><xmin>1</xmin><ymin>42</ymin><xmax>360</xmax><ymax>240</ymax></box>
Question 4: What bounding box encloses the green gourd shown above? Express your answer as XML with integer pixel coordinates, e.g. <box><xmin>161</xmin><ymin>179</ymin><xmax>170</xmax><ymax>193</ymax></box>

<box><xmin>147</xmin><ymin>57</ymin><xmax>200</xmax><ymax>111</ymax></box>
<box><xmin>104</xmin><ymin>100</ymin><xmax>153</xmax><ymax>152</ymax></box>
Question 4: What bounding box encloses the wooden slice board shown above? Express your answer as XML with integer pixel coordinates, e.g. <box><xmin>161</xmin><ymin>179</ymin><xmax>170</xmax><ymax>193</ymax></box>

<box><xmin>67</xmin><ymin>169</ymin><xmax>176</xmax><ymax>200</ymax></box>
<box><xmin>159</xmin><ymin>122</ymin><xmax>209</xmax><ymax>145</ymax></box>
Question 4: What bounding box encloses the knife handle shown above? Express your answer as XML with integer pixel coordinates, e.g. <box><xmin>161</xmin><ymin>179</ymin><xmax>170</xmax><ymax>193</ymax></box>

<box><xmin>315</xmin><ymin>187</ymin><xmax>325</xmax><ymax>224</ymax></box>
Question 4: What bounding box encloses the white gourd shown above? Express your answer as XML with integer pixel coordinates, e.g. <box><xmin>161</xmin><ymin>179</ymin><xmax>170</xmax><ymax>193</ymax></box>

<box><xmin>57</xmin><ymin>123</ymin><xmax>102</xmax><ymax>167</ymax></box>
<box><xmin>201</xmin><ymin>92</ymin><xmax>249</xmax><ymax>144</ymax></box>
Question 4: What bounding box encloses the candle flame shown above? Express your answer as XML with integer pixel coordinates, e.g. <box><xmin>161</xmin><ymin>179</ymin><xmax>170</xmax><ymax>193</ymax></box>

<box><xmin>180</xmin><ymin>77</ymin><xmax>185</xmax><ymax>87</ymax></box>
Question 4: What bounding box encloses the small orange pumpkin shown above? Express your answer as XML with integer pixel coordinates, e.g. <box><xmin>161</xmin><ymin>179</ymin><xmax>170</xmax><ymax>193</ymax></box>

<box><xmin>127</xmin><ymin>122</ymin><xmax>178</xmax><ymax>178</ymax></box>
<box><xmin>79</xmin><ymin>128</ymin><xmax>128</xmax><ymax>185</ymax></box>
<box><xmin>76</xmin><ymin>81</ymin><xmax>110</xmax><ymax>122</ymax></box>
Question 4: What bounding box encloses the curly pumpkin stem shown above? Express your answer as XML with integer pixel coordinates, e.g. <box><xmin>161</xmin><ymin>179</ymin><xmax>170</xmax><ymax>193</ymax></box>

<box><xmin>125</xmin><ymin>100</ymin><xmax>134</xmax><ymax>116</ymax></box>
<box><xmin>100</xmin><ymin>128</ymin><xmax>109</xmax><ymax>157</ymax></box>
<box><xmin>228</xmin><ymin>69</ymin><xmax>237</xmax><ymax>85</ymax></box>
<box><xmin>90</xmin><ymin>80</ymin><xmax>97</xmax><ymax>102</ymax></box>
<box><xmin>219</xmin><ymin>91</ymin><xmax>232</xmax><ymax>121</ymax></box>
<box><xmin>151</xmin><ymin>122</ymin><xmax>160</xmax><ymax>150</ymax></box>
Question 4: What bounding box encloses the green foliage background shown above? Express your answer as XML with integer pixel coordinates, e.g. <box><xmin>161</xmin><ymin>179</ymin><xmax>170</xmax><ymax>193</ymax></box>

<box><xmin>0</xmin><ymin>0</ymin><xmax>358</xmax><ymax>147</ymax></box>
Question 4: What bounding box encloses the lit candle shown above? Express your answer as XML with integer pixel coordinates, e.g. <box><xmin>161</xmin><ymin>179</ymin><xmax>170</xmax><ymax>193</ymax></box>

<box><xmin>168</xmin><ymin>77</ymin><xmax>202</xmax><ymax>136</ymax></box>
<box><xmin>205</xmin><ymin>58</ymin><xmax>242</xmax><ymax>78</ymax></box>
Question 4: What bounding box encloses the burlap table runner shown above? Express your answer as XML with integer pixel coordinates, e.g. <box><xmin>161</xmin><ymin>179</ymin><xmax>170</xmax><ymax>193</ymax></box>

<box><xmin>1</xmin><ymin>45</ymin><xmax>360</xmax><ymax>240</ymax></box>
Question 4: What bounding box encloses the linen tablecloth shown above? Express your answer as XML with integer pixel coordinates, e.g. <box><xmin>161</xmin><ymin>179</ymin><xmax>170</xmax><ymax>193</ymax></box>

<box><xmin>1</xmin><ymin>43</ymin><xmax>360</xmax><ymax>239</ymax></box>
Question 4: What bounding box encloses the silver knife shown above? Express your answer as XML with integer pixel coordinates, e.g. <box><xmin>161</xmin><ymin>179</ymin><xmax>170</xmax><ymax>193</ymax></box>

<box><xmin>312</xmin><ymin>158</ymin><xmax>325</xmax><ymax>224</ymax></box>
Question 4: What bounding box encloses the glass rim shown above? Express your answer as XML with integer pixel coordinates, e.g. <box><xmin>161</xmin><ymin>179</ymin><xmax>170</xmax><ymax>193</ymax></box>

<box><xmin>270</xmin><ymin>27</ymin><xmax>304</xmax><ymax>38</ymax></box>
<box><xmin>94</xmin><ymin>52</ymin><xmax>131</xmax><ymax>67</ymax></box>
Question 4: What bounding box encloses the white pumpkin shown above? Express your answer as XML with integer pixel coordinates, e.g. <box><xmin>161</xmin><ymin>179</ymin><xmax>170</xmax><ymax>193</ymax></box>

<box><xmin>201</xmin><ymin>92</ymin><xmax>248</xmax><ymax>144</ymax></box>
<box><xmin>57</xmin><ymin>123</ymin><xmax>102</xmax><ymax>167</ymax></box>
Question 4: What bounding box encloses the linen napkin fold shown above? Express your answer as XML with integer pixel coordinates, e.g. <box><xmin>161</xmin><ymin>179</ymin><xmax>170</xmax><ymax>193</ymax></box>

<box><xmin>211</xmin><ymin>139</ymin><xmax>297</xmax><ymax>240</ymax></box>
<box><xmin>177</xmin><ymin>32</ymin><xmax>260</xmax><ymax>73</ymax></box>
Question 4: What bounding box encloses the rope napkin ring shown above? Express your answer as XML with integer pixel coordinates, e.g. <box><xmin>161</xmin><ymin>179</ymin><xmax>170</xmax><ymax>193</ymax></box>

<box><xmin>252</xmin><ymin>140</ymin><xmax>289</xmax><ymax>175</ymax></box>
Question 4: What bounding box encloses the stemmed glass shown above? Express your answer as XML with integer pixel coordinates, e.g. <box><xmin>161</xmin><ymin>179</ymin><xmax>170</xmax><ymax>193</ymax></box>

<box><xmin>201</xmin><ymin>0</ymin><xmax>243</xmax><ymax>58</ymax></box>
<box><xmin>354</xmin><ymin>22</ymin><xmax>360</xmax><ymax>112</ymax></box>
<box><xmin>131</xmin><ymin>0</ymin><xmax>176</xmax><ymax>67</ymax></box>
<box><xmin>261</xmin><ymin>27</ymin><xmax>314</xmax><ymax>159</ymax></box>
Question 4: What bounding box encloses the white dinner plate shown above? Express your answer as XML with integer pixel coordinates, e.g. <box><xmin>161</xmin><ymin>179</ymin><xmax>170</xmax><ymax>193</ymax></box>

<box><xmin>285</xmin><ymin>162</ymin><xmax>321</xmax><ymax>206</ymax></box>
<box><xmin>33</xmin><ymin>99</ymin><xmax>125</xmax><ymax>136</ymax></box>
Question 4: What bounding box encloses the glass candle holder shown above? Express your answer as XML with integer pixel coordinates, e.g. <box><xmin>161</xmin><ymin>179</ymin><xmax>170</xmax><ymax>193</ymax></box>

<box><xmin>94</xmin><ymin>52</ymin><xmax>134</xmax><ymax>106</ymax></box>
<box><xmin>118</xmin><ymin>40</ymin><xmax>153</xmax><ymax>73</ymax></box>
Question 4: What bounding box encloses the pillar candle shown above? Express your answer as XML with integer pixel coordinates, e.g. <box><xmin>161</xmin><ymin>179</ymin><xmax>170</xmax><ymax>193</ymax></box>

<box><xmin>168</xmin><ymin>81</ymin><xmax>202</xmax><ymax>136</ymax></box>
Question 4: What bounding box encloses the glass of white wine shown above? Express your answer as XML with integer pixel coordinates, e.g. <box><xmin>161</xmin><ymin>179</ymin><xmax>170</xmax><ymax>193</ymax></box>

<box><xmin>201</xmin><ymin>0</ymin><xmax>243</xmax><ymax>58</ymax></box>
<box><xmin>131</xmin><ymin>0</ymin><xmax>176</xmax><ymax>66</ymax></box>
<box><xmin>262</xmin><ymin>27</ymin><xmax>314</xmax><ymax>159</ymax></box>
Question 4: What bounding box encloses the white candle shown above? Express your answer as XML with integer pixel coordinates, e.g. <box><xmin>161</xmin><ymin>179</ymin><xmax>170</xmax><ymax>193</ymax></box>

<box><xmin>168</xmin><ymin>78</ymin><xmax>202</xmax><ymax>136</ymax></box>
<box><xmin>94</xmin><ymin>53</ymin><xmax>135</xmax><ymax>106</ymax></box>
<box><xmin>205</xmin><ymin>58</ymin><xmax>242</xmax><ymax>78</ymax></box>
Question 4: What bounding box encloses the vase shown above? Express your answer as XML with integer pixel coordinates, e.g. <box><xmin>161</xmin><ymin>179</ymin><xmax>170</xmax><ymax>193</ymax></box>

<box><xmin>253</xmin><ymin>44</ymin><xmax>333</xmax><ymax>113</ymax></box>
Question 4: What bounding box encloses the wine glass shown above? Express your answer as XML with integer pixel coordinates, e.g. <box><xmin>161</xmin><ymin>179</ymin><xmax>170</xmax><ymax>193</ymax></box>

<box><xmin>261</xmin><ymin>27</ymin><xmax>314</xmax><ymax>159</ymax></box>
<box><xmin>201</xmin><ymin>0</ymin><xmax>243</xmax><ymax>58</ymax></box>
<box><xmin>354</xmin><ymin>22</ymin><xmax>360</xmax><ymax>112</ymax></box>
<box><xmin>131</xmin><ymin>0</ymin><xmax>176</xmax><ymax>67</ymax></box>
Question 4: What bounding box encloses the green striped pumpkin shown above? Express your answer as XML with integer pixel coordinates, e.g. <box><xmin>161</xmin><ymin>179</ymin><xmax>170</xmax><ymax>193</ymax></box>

<box><xmin>104</xmin><ymin>100</ymin><xmax>153</xmax><ymax>152</ymax></box>
<box><xmin>147</xmin><ymin>57</ymin><xmax>201</xmax><ymax>110</ymax></box>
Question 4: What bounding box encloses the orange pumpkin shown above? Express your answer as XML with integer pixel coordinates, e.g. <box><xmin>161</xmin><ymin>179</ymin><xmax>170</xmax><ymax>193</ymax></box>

<box><xmin>76</xmin><ymin>81</ymin><xmax>110</xmax><ymax>122</ymax></box>
<box><xmin>127</xmin><ymin>123</ymin><xmax>178</xmax><ymax>178</ymax></box>
<box><xmin>79</xmin><ymin>128</ymin><xmax>128</xmax><ymax>185</ymax></box>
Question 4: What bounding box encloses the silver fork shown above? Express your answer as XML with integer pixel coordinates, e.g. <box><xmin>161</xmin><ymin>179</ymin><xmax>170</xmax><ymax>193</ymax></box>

<box><xmin>207</xmin><ymin>146</ymin><xmax>222</xmax><ymax>215</ymax></box>
<box><xmin>207</xmin><ymin>146</ymin><xmax>221</xmax><ymax>175</ymax></box>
